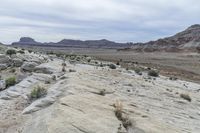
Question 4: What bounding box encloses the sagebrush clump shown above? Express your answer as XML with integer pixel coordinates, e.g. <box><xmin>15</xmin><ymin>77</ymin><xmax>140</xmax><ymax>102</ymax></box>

<box><xmin>6</xmin><ymin>49</ymin><xmax>16</xmax><ymax>56</ymax></box>
<box><xmin>109</xmin><ymin>64</ymin><xmax>116</xmax><ymax>69</ymax></box>
<box><xmin>30</xmin><ymin>86</ymin><xmax>47</xmax><ymax>99</ymax></box>
<box><xmin>148</xmin><ymin>70</ymin><xmax>159</xmax><ymax>77</ymax></box>
<box><xmin>5</xmin><ymin>76</ymin><xmax>16</xmax><ymax>87</ymax></box>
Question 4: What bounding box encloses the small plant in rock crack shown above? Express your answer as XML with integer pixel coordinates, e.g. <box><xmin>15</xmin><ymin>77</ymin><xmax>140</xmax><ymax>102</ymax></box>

<box><xmin>180</xmin><ymin>93</ymin><xmax>191</xmax><ymax>102</ymax></box>
<box><xmin>114</xmin><ymin>100</ymin><xmax>133</xmax><ymax>130</ymax></box>
<box><xmin>52</xmin><ymin>75</ymin><xmax>56</xmax><ymax>81</ymax></box>
<box><xmin>99</xmin><ymin>89</ymin><xmax>106</xmax><ymax>96</ymax></box>
<box><xmin>114</xmin><ymin>100</ymin><xmax>123</xmax><ymax>120</ymax></box>
<box><xmin>62</xmin><ymin>62</ymin><xmax>67</xmax><ymax>72</ymax></box>
<box><xmin>30</xmin><ymin>86</ymin><xmax>47</xmax><ymax>100</ymax></box>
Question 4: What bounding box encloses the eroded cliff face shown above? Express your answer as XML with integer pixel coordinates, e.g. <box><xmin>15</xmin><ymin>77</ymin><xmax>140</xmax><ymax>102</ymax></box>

<box><xmin>0</xmin><ymin>51</ymin><xmax>200</xmax><ymax>133</ymax></box>
<box><xmin>131</xmin><ymin>24</ymin><xmax>200</xmax><ymax>52</ymax></box>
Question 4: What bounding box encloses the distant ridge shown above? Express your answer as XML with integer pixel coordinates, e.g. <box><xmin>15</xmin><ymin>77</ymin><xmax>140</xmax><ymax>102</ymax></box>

<box><xmin>12</xmin><ymin>38</ymin><xmax>132</xmax><ymax>49</ymax></box>
<box><xmin>11</xmin><ymin>24</ymin><xmax>200</xmax><ymax>52</ymax></box>
<box><xmin>129</xmin><ymin>24</ymin><xmax>200</xmax><ymax>52</ymax></box>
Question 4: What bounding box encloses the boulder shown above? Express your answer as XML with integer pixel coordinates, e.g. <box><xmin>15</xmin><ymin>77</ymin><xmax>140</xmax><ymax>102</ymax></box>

<box><xmin>12</xmin><ymin>58</ymin><xmax>23</xmax><ymax>67</ymax></box>
<box><xmin>0</xmin><ymin>64</ymin><xmax>7</xmax><ymax>70</ymax></box>
<box><xmin>0</xmin><ymin>54</ymin><xmax>11</xmax><ymax>65</ymax></box>
<box><xmin>0</xmin><ymin>80</ymin><xmax>6</xmax><ymax>90</ymax></box>
<box><xmin>21</xmin><ymin>62</ymin><xmax>38</xmax><ymax>72</ymax></box>
<box><xmin>34</xmin><ymin>66</ymin><xmax>54</xmax><ymax>74</ymax></box>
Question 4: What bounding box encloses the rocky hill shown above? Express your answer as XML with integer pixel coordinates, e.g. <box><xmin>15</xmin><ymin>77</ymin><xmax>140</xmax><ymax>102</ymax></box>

<box><xmin>129</xmin><ymin>24</ymin><xmax>200</xmax><ymax>52</ymax></box>
<box><xmin>12</xmin><ymin>38</ymin><xmax>131</xmax><ymax>49</ymax></box>
<box><xmin>0</xmin><ymin>47</ymin><xmax>200</xmax><ymax>133</ymax></box>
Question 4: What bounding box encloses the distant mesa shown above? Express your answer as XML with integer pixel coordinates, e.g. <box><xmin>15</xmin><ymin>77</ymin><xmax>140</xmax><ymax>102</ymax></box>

<box><xmin>12</xmin><ymin>37</ymin><xmax>132</xmax><ymax>49</ymax></box>
<box><xmin>12</xmin><ymin>37</ymin><xmax>41</xmax><ymax>45</ymax></box>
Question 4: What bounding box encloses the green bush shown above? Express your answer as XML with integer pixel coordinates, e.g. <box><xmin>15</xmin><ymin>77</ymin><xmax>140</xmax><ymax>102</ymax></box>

<box><xmin>30</xmin><ymin>86</ymin><xmax>47</xmax><ymax>99</ymax></box>
<box><xmin>6</xmin><ymin>49</ymin><xmax>16</xmax><ymax>56</ymax></box>
<box><xmin>148</xmin><ymin>70</ymin><xmax>159</xmax><ymax>77</ymax></box>
<box><xmin>5</xmin><ymin>76</ymin><xmax>16</xmax><ymax>87</ymax></box>
<box><xmin>109</xmin><ymin>64</ymin><xmax>116</xmax><ymax>69</ymax></box>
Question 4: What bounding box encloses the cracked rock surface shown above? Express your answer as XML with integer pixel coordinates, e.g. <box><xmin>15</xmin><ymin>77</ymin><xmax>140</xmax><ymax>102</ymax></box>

<box><xmin>0</xmin><ymin>56</ymin><xmax>200</xmax><ymax>133</ymax></box>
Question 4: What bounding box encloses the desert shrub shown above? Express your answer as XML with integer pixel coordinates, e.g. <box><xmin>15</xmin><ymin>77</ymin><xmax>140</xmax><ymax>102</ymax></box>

<box><xmin>100</xmin><ymin>62</ymin><xmax>103</xmax><ymax>67</ymax></box>
<box><xmin>6</xmin><ymin>49</ymin><xmax>16</xmax><ymax>56</ymax></box>
<box><xmin>47</xmin><ymin>51</ymin><xmax>54</xmax><ymax>55</ymax></box>
<box><xmin>148</xmin><ymin>70</ymin><xmax>159</xmax><ymax>77</ymax></box>
<box><xmin>114</xmin><ymin>101</ymin><xmax>123</xmax><ymax>121</ymax></box>
<box><xmin>5</xmin><ymin>76</ymin><xmax>16</xmax><ymax>87</ymax></box>
<box><xmin>114</xmin><ymin>101</ymin><xmax>133</xmax><ymax>130</ymax></box>
<box><xmin>30</xmin><ymin>86</ymin><xmax>47</xmax><ymax>99</ymax></box>
<box><xmin>17</xmin><ymin>50</ymin><xmax>25</xmax><ymax>54</ymax></box>
<box><xmin>62</xmin><ymin>62</ymin><xmax>67</xmax><ymax>66</ymax></box>
<box><xmin>56</xmin><ymin>53</ymin><xmax>63</xmax><ymax>57</ymax></box>
<box><xmin>28</xmin><ymin>50</ymin><xmax>33</xmax><ymax>53</ymax></box>
<box><xmin>69</xmin><ymin>69</ymin><xmax>76</xmax><ymax>72</ymax></box>
<box><xmin>134</xmin><ymin>68</ymin><xmax>141</xmax><ymax>74</ymax></box>
<box><xmin>62</xmin><ymin>66</ymin><xmax>66</xmax><ymax>72</ymax></box>
<box><xmin>99</xmin><ymin>89</ymin><xmax>106</xmax><ymax>96</ymax></box>
<box><xmin>76</xmin><ymin>56</ymin><xmax>81</xmax><ymax>61</ymax></box>
<box><xmin>180</xmin><ymin>93</ymin><xmax>191</xmax><ymax>102</ymax></box>
<box><xmin>52</xmin><ymin>75</ymin><xmax>56</xmax><ymax>81</ymax></box>
<box><xmin>10</xmin><ymin>68</ymin><xmax>16</xmax><ymax>73</ymax></box>
<box><xmin>109</xmin><ymin>64</ymin><xmax>116</xmax><ymax>69</ymax></box>
<box><xmin>169</xmin><ymin>77</ymin><xmax>178</xmax><ymax>81</ymax></box>
<box><xmin>87</xmin><ymin>58</ymin><xmax>91</xmax><ymax>62</ymax></box>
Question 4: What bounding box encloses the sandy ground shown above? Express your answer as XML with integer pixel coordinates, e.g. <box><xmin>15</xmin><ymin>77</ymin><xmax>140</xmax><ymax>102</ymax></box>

<box><xmin>20</xmin><ymin>46</ymin><xmax>200</xmax><ymax>83</ymax></box>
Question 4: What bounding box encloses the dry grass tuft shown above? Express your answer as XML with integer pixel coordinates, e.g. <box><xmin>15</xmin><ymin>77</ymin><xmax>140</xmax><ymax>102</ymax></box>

<box><xmin>114</xmin><ymin>100</ymin><xmax>133</xmax><ymax>130</ymax></box>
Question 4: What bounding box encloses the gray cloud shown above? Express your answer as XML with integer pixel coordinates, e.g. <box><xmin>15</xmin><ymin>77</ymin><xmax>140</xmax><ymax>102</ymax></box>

<box><xmin>0</xmin><ymin>0</ymin><xmax>200</xmax><ymax>44</ymax></box>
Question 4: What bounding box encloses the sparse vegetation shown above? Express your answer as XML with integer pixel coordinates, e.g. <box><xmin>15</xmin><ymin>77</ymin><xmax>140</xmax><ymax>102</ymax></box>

<box><xmin>28</xmin><ymin>50</ymin><xmax>33</xmax><ymax>53</ymax></box>
<box><xmin>62</xmin><ymin>66</ymin><xmax>66</xmax><ymax>72</ymax></box>
<box><xmin>148</xmin><ymin>70</ymin><xmax>159</xmax><ymax>77</ymax></box>
<box><xmin>5</xmin><ymin>76</ymin><xmax>16</xmax><ymax>87</ymax></box>
<box><xmin>87</xmin><ymin>58</ymin><xmax>91</xmax><ymax>63</ymax></box>
<box><xmin>69</xmin><ymin>69</ymin><xmax>76</xmax><ymax>72</ymax></box>
<box><xmin>6</xmin><ymin>49</ymin><xmax>16</xmax><ymax>56</ymax></box>
<box><xmin>30</xmin><ymin>86</ymin><xmax>47</xmax><ymax>99</ymax></box>
<box><xmin>109</xmin><ymin>64</ymin><xmax>116</xmax><ymax>69</ymax></box>
<box><xmin>180</xmin><ymin>93</ymin><xmax>191</xmax><ymax>102</ymax></box>
<box><xmin>17</xmin><ymin>50</ymin><xmax>25</xmax><ymax>54</ymax></box>
<box><xmin>100</xmin><ymin>62</ymin><xmax>103</xmax><ymax>67</ymax></box>
<box><xmin>62</xmin><ymin>62</ymin><xmax>67</xmax><ymax>67</ymax></box>
<box><xmin>99</xmin><ymin>89</ymin><xmax>106</xmax><ymax>96</ymax></box>
<box><xmin>52</xmin><ymin>75</ymin><xmax>56</xmax><ymax>81</ymax></box>
<box><xmin>114</xmin><ymin>101</ymin><xmax>132</xmax><ymax>130</ymax></box>
<box><xmin>10</xmin><ymin>68</ymin><xmax>16</xmax><ymax>73</ymax></box>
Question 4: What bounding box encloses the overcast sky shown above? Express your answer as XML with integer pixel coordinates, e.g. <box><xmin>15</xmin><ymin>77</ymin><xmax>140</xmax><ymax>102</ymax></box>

<box><xmin>0</xmin><ymin>0</ymin><xmax>200</xmax><ymax>44</ymax></box>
